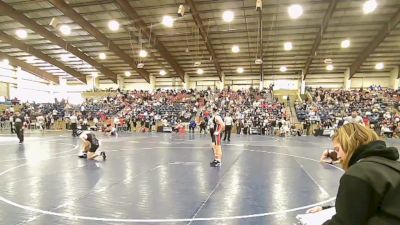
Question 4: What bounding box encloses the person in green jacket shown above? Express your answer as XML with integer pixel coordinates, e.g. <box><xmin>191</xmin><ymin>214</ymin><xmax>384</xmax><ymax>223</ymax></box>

<box><xmin>307</xmin><ymin>123</ymin><xmax>400</xmax><ymax>225</ymax></box>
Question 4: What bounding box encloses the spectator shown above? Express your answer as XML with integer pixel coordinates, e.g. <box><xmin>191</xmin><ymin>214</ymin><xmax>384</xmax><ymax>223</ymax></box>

<box><xmin>189</xmin><ymin>119</ymin><xmax>196</xmax><ymax>133</ymax></box>
<box><xmin>308</xmin><ymin>123</ymin><xmax>400</xmax><ymax>224</ymax></box>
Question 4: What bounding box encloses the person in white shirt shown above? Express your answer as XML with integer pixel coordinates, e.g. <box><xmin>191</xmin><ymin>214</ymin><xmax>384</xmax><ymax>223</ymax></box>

<box><xmin>36</xmin><ymin>115</ymin><xmax>45</xmax><ymax>131</ymax></box>
<box><xmin>9</xmin><ymin>115</ymin><xmax>14</xmax><ymax>134</ymax></box>
<box><xmin>345</xmin><ymin>111</ymin><xmax>363</xmax><ymax>124</ymax></box>
<box><xmin>93</xmin><ymin>117</ymin><xmax>99</xmax><ymax>126</ymax></box>
<box><xmin>52</xmin><ymin>109</ymin><xmax>58</xmax><ymax>117</ymax></box>
<box><xmin>70</xmin><ymin>113</ymin><xmax>78</xmax><ymax>136</ymax></box>
<box><xmin>384</xmin><ymin>112</ymin><xmax>391</xmax><ymax>120</ymax></box>
<box><xmin>113</xmin><ymin>117</ymin><xmax>119</xmax><ymax>128</ymax></box>
<box><xmin>223</xmin><ymin>113</ymin><xmax>233</xmax><ymax>142</ymax></box>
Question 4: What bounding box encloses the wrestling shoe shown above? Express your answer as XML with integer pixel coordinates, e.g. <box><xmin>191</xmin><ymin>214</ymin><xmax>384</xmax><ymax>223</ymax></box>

<box><xmin>210</xmin><ymin>160</ymin><xmax>221</xmax><ymax>167</ymax></box>
<box><xmin>100</xmin><ymin>151</ymin><xmax>106</xmax><ymax>160</ymax></box>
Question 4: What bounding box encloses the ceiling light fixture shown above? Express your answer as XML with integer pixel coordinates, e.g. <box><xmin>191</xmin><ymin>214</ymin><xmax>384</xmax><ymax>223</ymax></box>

<box><xmin>363</xmin><ymin>0</ymin><xmax>377</xmax><ymax>14</ymax></box>
<box><xmin>237</xmin><ymin>67</ymin><xmax>244</xmax><ymax>73</ymax></box>
<box><xmin>59</xmin><ymin>24</ymin><xmax>71</xmax><ymax>35</ymax></box>
<box><xmin>256</xmin><ymin>0</ymin><xmax>262</xmax><ymax>11</ymax></box>
<box><xmin>27</xmin><ymin>56</ymin><xmax>35</xmax><ymax>63</ymax></box>
<box><xmin>159</xmin><ymin>69</ymin><xmax>167</xmax><ymax>76</ymax></box>
<box><xmin>1</xmin><ymin>59</ymin><xmax>9</xmax><ymax>66</ymax></box>
<box><xmin>231</xmin><ymin>45</ymin><xmax>240</xmax><ymax>53</ymax></box>
<box><xmin>375</xmin><ymin>62</ymin><xmax>384</xmax><ymax>70</ymax></box>
<box><xmin>222</xmin><ymin>10</ymin><xmax>234</xmax><ymax>23</ymax></box>
<box><xmin>162</xmin><ymin>15</ymin><xmax>174</xmax><ymax>27</ymax></box>
<box><xmin>341</xmin><ymin>39</ymin><xmax>351</xmax><ymax>48</ymax></box>
<box><xmin>197</xmin><ymin>68</ymin><xmax>204</xmax><ymax>75</ymax></box>
<box><xmin>177</xmin><ymin>5</ymin><xmax>185</xmax><ymax>17</ymax></box>
<box><xmin>124</xmin><ymin>71</ymin><xmax>131</xmax><ymax>77</ymax></box>
<box><xmin>16</xmin><ymin>29</ymin><xmax>27</xmax><ymax>39</ymax></box>
<box><xmin>288</xmin><ymin>4</ymin><xmax>303</xmax><ymax>19</ymax></box>
<box><xmin>326</xmin><ymin>64</ymin><xmax>334</xmax><ymax>71</ymax></box>
<box><xmin>61</xmin><ymin>54</ymin><xmax>71</xmax><ymax>62</ymax></box>
<box><xmin>99</xmin><ymin>52</ymin><xmax>106</xmax><ymax>60</ymax></box>
<box><xmin>280</xmin><ymin>66</ymin><xmax>287</xmax><ymax>72</ymax></box>
<box><xmin>108</xmin><ymin>20</ymin><xmax>120</xmax><ymax>31</ymax></box>
<box><xmin>284</xmin><ymin>42</ymin><xmax>293</xmax><ymax>51</ymax></box>
<box><xmin>139</xmin><ymin>49</ymin><xmax>148</xmax><ymax>58</ymax></box>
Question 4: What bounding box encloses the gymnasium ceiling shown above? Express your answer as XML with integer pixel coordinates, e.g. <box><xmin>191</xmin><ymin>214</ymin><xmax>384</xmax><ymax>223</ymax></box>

<box><xmin>0</xmin><ymin>0</ymin><xmax>399</xmax><ymax>84</ymax></box>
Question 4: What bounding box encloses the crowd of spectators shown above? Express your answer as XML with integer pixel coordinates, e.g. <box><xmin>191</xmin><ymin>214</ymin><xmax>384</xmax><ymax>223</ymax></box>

<box><xmin>295</xmin><ymin>87</ymin><xmax>400</xmax><ymax>137</ymax></box>
<box><xmin>1</xmin><ymin>86</ymin><xmax>296</xmax><ymax>137</ymax></box>
<box><xmin>3</xmin><ymin>85</ymin><xmax>400</xmax><ymax>138</ymax></box>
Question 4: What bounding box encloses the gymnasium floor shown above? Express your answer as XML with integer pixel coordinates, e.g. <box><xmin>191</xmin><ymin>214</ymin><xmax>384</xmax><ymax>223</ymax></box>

<box><xmin>0</xmin><ymin>132</ymin><xmax>397</xmax><ymax>225</ymax></box>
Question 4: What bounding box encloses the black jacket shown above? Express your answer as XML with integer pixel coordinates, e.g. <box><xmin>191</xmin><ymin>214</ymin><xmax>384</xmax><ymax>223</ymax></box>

<box><xmin>324</xmin><ymin>140</ymin><xmax>400</xmax><ymax>225</ymax></box>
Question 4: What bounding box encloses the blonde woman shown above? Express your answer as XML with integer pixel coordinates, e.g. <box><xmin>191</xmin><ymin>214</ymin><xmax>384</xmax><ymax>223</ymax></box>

<box><xmin>307</xmin><ymin>123</ymin><xmax>400</xmax><ymax>224</ymax></box>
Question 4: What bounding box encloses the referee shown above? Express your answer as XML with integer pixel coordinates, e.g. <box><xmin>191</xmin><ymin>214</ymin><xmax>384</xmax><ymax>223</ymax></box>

<box><xmin>14</xmin><ymin>112</ymin><xmax>25</xmax><ymax>144</ymax></box>
<box><xmin>223</xmin><ymin>113</ymin><xmax>233</xmax><ymax>142</ymax></box>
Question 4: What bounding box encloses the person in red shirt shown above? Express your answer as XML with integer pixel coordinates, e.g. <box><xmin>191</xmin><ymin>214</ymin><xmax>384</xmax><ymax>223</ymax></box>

<box><xmin>363</xmin><ymin>117</ymin><xmax>370</xmax><ymax>127</ymax></box>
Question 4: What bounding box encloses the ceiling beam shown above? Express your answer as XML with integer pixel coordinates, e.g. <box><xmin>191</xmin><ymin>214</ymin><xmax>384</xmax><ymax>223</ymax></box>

<box><xmin>349</xmin><ymin>7</ymin><xmax>400</xmax><ymax>79</ymax></box>
<box><xmin>14</xmin><ymin>0</ymin><xmax>332</xmax><ymax>16</ymax></box>
<box><xmin>0</xmin><ymin>13</ymin><xmax>384</xmax><ymax>34</ymax></box>
<box><xmin>186</xmin><ymin>0</ymin><xmax>222</xmax><ymax>81</ymax></box>
<box><xmin>114</xmin><ymin>0</ymin><xmax>185</xmax><ymax>82</ymax></box>
<box><xmin>0</xmin><ymin>51</ymin><xmax>59</xmax><ymax>84</ymax></box>
<box><xmin>0</xmin><ymin>0</ymin><xmax>118</xmax><ymax>83</ymax></box>
<box><xmin>0</xmin><ymin>31</ymin><xmax>86</xmax><ymax>83</ymax></box>
<box><xmin>303</xmin><ymin>0</ymin><xmax>338</xmax><ymax>80</ymax></box>
<box><xmin>394</xmin><ymin>66</ymin><xmax>400</xmax><ymax>79</ymax></box>
<box><xmin>48</xmin><ymin>0</ymin><xmax>149</xmax><ymax>83</ymax></box>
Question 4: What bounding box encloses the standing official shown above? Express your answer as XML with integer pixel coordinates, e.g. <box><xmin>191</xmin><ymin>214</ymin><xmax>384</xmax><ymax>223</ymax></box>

<box><xmin>223</xmin><ymin>113</ymin><xmax>233</xmax><ymax>142</ymax></box>
<box><xmin>70</xmin><ymin>113</ymin><xmax>78</xmax><ymax>137</ymax></box>
<box><xmin>14</xmin><ymin>112</ymin><xmax>25</xmax><ymax>144</ymax></box>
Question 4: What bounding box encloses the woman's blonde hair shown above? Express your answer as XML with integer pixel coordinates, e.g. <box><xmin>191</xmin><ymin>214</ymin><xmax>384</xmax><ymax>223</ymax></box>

<box><xmin>331</xmin><ymin>123</ymin><xmax>381</xmax><ymax>170</ymax></box>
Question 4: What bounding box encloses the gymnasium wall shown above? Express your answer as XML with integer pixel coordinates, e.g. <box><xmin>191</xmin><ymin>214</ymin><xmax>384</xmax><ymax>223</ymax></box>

<box><xmin>351</xmin><ymin>73</ymin><xmax>390</xmax><ymax>88</ymax></box>
<box><xmin>156</xmin><ymin>77</ymin><xmax>183</xmax><ymax>89</ymax></box>
<box><xmin>305</xmin><ymin>72</ymin><xmax>391</xmax><ymax>89</ymax></box>
<box><xmin>13</xmin><ymin>70</ymin><xmax>53</xmax><ymax>103</ymax></box>
<box><xmin>53</xmin><ymin>84</ymin><xmax>85</xmax><ymax>104</ymax></box>
<box><xmin>189</xmin><ymin>76</ymin><xmax>220</xmax><ymax>90</ymax></box>
<box><xmin>0</xmin><ymin>66</ymin><xmax>87</xmax><ymax>103</ymax></box>
<box><xmin>305</xmin><ymin>74</ymin><xmax>344</xmax><ymax>88</ymax></box>
<box><xmin>125</xmin><ymin>79</ymin><xmax>152</xmax><ymax>91</ymax></box>
<box><xmin>0</xmin><ymin>82</ymin><xmax>9</xmax><ymax>98</ymax></box>
<box><xmin>0</xmin><ymin>66</ymin><xmax>55</xmax><ymax>103</ymax></box>
<box><xmin>226</xmin><ymin>76</ymin><xmax>261</xmax><ymax>90</ymax></box>
<box><xmin>94</xmin><ymin>71</ymin><xmax>394</xmax><ymax>91</ymax></box>
<box><xmin>0</xmin><ymin>65</ymin><xmax>397</xmax><ymax>104</ymax></box>
<box><xmin>98</xmin><ymin>82</ymin><xmax>118</xmax><ymax>90</ymax></box>
<box><xmin>0</xmin><ymin>66</ymin><xmax>16</xmax><ymax>85</ymax></box>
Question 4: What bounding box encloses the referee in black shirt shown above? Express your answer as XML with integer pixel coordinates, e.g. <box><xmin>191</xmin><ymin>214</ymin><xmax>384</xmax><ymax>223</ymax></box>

<box><xmin>14</xmin><ymin>112</ymin><xmax>25</xmax><ymax>144</ymax></box>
